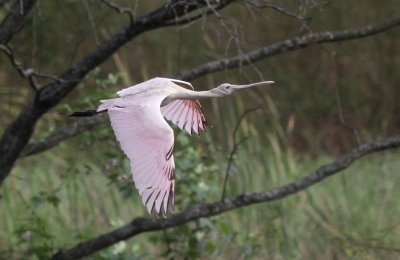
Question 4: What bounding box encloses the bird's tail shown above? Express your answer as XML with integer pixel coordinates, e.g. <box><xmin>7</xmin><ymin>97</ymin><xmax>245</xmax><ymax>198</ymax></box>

<box><xmin>70</xmin><ymin>99</ymin><xmax>116</xmax><ymax>117</ymax></box>
<box><xmin>69</xmin><ymin>109</ymin><xmax>99</xmax><ymax>117</ymax></box>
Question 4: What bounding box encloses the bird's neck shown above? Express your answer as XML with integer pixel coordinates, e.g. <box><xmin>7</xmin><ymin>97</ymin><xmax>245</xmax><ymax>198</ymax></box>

<box><xmin>162</xmin><ymin>89</ymin><xmax>224</xmax><ymax>106</ymax></box>
<box><xmin>175</xmin><ymin>89</ymin><xmax>224</xmax><ymax>100</ymax></box>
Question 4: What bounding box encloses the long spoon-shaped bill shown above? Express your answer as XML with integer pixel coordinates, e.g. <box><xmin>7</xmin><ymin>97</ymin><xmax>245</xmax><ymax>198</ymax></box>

<box><xmin>231</xmin><ymin>80</ymin><xmax>275</xmax><ymax>90</ymax></box>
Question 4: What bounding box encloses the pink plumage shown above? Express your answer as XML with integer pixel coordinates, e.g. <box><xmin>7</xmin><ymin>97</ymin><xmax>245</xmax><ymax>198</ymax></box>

<box><xmin>73</xmin><ymin>77</ymin><xmax>274</xmax><ymax>217</ymax></box>
<box><xmin>161</xmin><ymin>100</ymin><xmax>206</xmax><ymax>135</ymax></box>
<box><xmin>97</xmin><ymin>78</ymin><xmax>206</xmax><ymax>217</ymax></box>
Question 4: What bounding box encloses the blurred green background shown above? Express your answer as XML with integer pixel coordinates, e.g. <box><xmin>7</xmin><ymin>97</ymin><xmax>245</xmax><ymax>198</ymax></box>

<box><xmin>0</xmin><ymin>0</ymin><xmax>399</xmax><ymax>259</ymax></box>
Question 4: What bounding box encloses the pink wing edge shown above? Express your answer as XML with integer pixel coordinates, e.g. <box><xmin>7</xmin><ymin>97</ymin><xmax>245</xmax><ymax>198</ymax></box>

<box><xmin>99</xmin><ymin>97</ymin><xmax>176</xmax><ymax>218</ymax></box>
<box><xmin>161</xmin><ymin>99</ymin><xmax>207</xmax><ymax>135</ymax></box>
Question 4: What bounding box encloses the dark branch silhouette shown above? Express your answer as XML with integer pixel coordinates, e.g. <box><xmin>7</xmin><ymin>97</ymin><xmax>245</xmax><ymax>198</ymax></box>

<box><xmin>20</xmin><ymin>116</ymin><xmax>107</xmax><ymax>157</ymax></box>
<box><xmin>177</xmin><ymin>15</ymin><xmax>400</xmax><ymax>81</ymax></box>
<box><xmin>0</xmin><ymin>0</ymin><xmax>37</xmax><ymax>44</ymax></box>
<box><xmin>51</xmin><ymin>134</ymin><xmax>400</xmax><ymax>260</ymax></box>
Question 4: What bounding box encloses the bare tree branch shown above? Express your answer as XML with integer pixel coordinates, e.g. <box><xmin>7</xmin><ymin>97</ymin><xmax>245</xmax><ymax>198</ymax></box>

<box><xmin>330</xmin><ymin>51</ymin><xmax>362</xmax><ymax>145</ymax></box>
<box><xmin>0</xmin><ymin>0</ymin><xmax>37</xmax><ymax>44</ymax></box>
<box><xmin>162</xmin><ymin>0</ymin><xmax>227</xmax><ymax>26</ymax></box>
<box><xmin>0</xmin><ymin>43</ymin><xmax>68</xmax><ymax>90</ymax></box>
<box><xmin>100</xmin><ymin>0</ymin><xmax>134</xmax><ymax>25</ymax></box>
<box><xmin>242</xmin><ymin>0</ymin><xmax>307</xmax><ymax>20</ymax></box>
<box><xmin>20</xmin><ymin>116</ymin><xmax>107</xmax><ymax>157</ymax></box>
<box><xmin>51</xmin><ymin>134</ymin><xmax>400</xmax><ymax>260</ymax></box>
<box><xmin>0</xmin><ymin>43</ymin><xmax>38</xmax><ymax>89</ymax></box>
<box><xmin>177</xmin><ymin>15</ymin><xmax>400</xmax><ymax>81</ymax></box>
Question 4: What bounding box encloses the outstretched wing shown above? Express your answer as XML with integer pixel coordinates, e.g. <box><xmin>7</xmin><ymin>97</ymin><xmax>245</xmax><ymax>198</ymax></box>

<box><xmin>161</xmin><ymin>79</ymin><xmax>206</xmax><ymax>134</ymax></box>
<box><xmin>161</xmin><ymin>100</ymin><xmax>206</xmax><ymax>134</ymax></box>
<box><xmin>105</xmin><ymin>96</ymin><xmax>175</xmax><ymax>217</ymax></box>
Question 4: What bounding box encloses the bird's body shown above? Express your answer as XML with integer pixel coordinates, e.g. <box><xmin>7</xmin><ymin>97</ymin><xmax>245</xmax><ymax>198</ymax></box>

<box><xmin>70</xmin><ymin>77</ymin><xmax>274</xmax><ymax>217</ymax></box>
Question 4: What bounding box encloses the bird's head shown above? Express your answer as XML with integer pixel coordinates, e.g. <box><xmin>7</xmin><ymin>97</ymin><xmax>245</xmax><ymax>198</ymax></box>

<box><xmin>214</xmin><ymin>81</ymin><xmax>275</xmax><ymax>96</ymax></box>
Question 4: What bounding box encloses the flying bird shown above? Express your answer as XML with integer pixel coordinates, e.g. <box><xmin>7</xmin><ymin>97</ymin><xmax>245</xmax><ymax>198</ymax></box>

<box><xmin>70</xmin><ymin>77</ymin><xmax>274</xmax><ymax>217</ymax></box>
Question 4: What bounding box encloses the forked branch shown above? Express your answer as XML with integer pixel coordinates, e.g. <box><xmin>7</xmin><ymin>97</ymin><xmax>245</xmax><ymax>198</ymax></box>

<box><xmin>52</xmin><ymin>134</ymin><xmax>400</xmax><ymax>260</ymax></box>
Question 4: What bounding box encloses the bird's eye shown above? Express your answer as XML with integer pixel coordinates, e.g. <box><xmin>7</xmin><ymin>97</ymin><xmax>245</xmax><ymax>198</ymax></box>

<box><xmin>225</xmin><ymin>85</ymin><xmax>230</xmax><ymax>90</ymax></box>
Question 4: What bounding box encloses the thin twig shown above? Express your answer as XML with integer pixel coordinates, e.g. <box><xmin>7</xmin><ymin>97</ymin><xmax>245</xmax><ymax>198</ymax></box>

<box><xmin>0</xmin><ymin>43</ymin><xmax>38</xmax><ymax>90</ymax></box>
<box><xmin>242</xmin><ymin>0</ymin><xmax>307</xmax><ymax>20</ymax></box>
<box><xmin>330</xmin><ymin>51</ymin><xmax>362</xmax><ymax>145</ymax></box>
<box><xmin>82</xmin><ymin>0</ymin><xmax>100</xmax><ymax>46</ymax></box>
<box><xmin>0</xmin><ymin>44</ymin><xmax>70</xmax><ymax>90</ymax></box>
<box><xmin>100</xmin><ymin>0</ymin><xmax>134</xmax><ymax>25</ymax></box>
<box><xmin>221</xmin><ymin>107</ymin><xmax>261</xmax><ymax>200</ymax></box>
<box><xmin>221</xmin><ymin>136</ymin><xmax>248</xmax><ymax>200</ymax></box>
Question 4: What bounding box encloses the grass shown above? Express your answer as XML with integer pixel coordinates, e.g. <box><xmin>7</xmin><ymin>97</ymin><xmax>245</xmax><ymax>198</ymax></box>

<box><xmin>203</xmin><ymin>92</ymin><xmax>400</xmax><ymax>259</ymax></box>
<box><xmin>0</xmin><ymin>93</ymin><xmax>399</xmax><ymax>259</ymax></box>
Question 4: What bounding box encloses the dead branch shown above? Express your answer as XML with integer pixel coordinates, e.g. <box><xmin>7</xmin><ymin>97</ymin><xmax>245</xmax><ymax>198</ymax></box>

<box><xmin>20</xmin><ymin>116</ymin><xmax>107</xmax><ymax>157</ymax></box>
<box><xmin>242</xmin><ymin>0</ymin><xmax>307</xmax><ymax>20</ymax></box>
<box><xmin>100</xmin><ymin>0</ymin><xmax>135</xmax><ymax>25</ymax></box>
<box><xmin>0</xmin><ymin>43</ymin><xmax>67</xmax><ymax>90</ymax></box>
<box><xmin>177</xmin><ymin>15</ymin><xmax>400</xmax><ymax>81</ymax></box>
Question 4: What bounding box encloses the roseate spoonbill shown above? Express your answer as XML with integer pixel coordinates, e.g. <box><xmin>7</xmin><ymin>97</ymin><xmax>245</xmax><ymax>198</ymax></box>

<box><xmin>70</xmin><ymin>77</ymin><xmax>274</xmax><ymax>217</ymax></box>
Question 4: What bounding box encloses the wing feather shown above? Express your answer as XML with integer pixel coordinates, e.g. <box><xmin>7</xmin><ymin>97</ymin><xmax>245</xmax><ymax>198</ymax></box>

<box><xmin>106</xmin><ymin>96</ymin><xmax>175</xmax><ymax>217</ymax></box>
<box><xmin>177</xmin><ymin>101</ymin><xmax>190</xmax><ymax>129</ymax></box>
<box><xmin>168</xmin><ymin>101</ymin><xmax>186</xmax><ymax>124</ymax></box>
<box><xmin>192</xmin><ymin>106</ymin><xmax>199</xmax><ymax>134</ymax></box>
<box><xmin>161</xmin><ymin>99</ymin><xmax>206</xmax><ymax>135</ymax></box>
<box><xmin>186</xmin><ymin>101</ymin><xmax>194</xmax><ymax>130</ymax></box>
<box><xmin>160</xmin><ymin>101</ymin><xmax>178</xmax><ymax>116</ymax></box>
